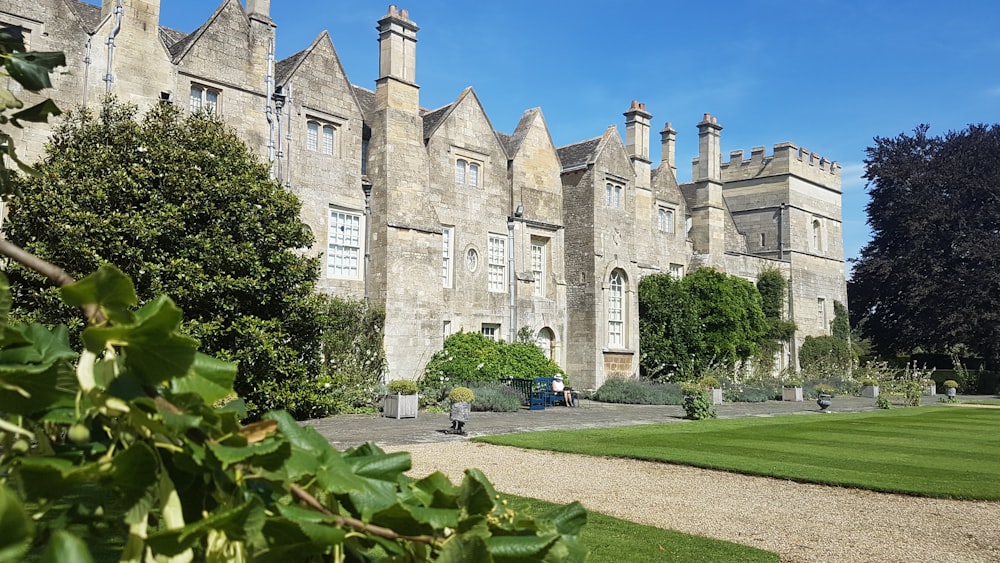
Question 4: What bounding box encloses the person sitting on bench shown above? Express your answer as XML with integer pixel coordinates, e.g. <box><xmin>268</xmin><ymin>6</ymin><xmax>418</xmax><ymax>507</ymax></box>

<box><xmin>552</xmin><ymin>374</ymin><xmax>575</xmax><ymax>407</ymax></box>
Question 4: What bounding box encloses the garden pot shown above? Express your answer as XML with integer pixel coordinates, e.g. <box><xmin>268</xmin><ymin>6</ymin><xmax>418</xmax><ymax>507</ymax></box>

<box><xmin>816</xmin><ymin>393</ymin><xmax>832</xmax><ymax>411</ymax></box>
<box><xmin>861</xmin><ymin>385</ymin><xmax>879</xmax><ymax>399</ymax></box>
<box><xmin>946</xmin><ymin>387</ymin><xmax>957</xmax><ymax>399</ymax></box>
<box><xmin>782</xmin><ymin>387</ymin><xmax>803</xmax><ymax>402</ymax></box>
<box><xmin>709</xmin><ymin>387</ymin><xmax>723</xmax><ymax>405</ymax></box>
<box><xmin>383</xmin><ymin>393</ymin><xmax>419</xmax><ymax>419</ymax></box>
<box><xmin>924</xmin><ymin>384</ymin><xmax>936</xmax><ymax>396</ymax></box>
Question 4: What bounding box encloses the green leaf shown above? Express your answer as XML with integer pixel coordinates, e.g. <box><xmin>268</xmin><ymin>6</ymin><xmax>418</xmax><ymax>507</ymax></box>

<box><xmin>39</xmin><ymin>530</ymin><xmax>94</xmax><ymax>563</ymax></box>
<box><xmin>60</xmin><ymin>264</ymin><xmax>137</xmax><ymax>315</ymax></box>
<box><xmin>0</xmin><ymin>26</ymin><xmax>27</xmax><ymax>54</ymax></box>
<box><xmin>170</xmin><ymin>352</ymin><xmax>236</xmax><ymax>405</ymax></box>
<box><xmin>0</xmin><ymin>324</ymin><xmax>77</xmax><ymax>415</ymax></box>
<box><xmin>208</xmin><ymin>437</ymin><xmax>289</xmax><ymax>471</ymax></box>
<box><xmin>82</xmin><ymin>296</ymin><xmax>198</xmax><ymax>384</ymax></box>
<box><xmin>147</xmin><ymin>499</ymin><xmax>265</xmax><ymax>555</ymax></box>
<box><xmin>112</xmin><ymin>443</ymin><xmax>159</xmax><ymax>524</ymax></box>
<box><xmin>458</xmin><ymin>468</ymin><xmax>499</xmax><ymax>517</ymax></box>
<box><xmin>436</xmin><ymin>534</ymin><xmax>490</xmax><ymax>563</ymax></box>
<box><xmin>485</xmin><ymin>533</ymin><xmax>559</xmax><ymax>561</ymax></box>
<box><xmin>0</xmin><ymin>486</ymin><xmax>33</xmax><ymax>563</ymax></box>
<box><xmin>4</xmin><ymin>51</ymin><xmax>66</xmax><ymax>92</ymax></box>
<box><xmin>539</xmin><ymin>501</ymin><xmax>587</xmax><ymax>536</ymax></box>
<box><xmin>10</xmin><ymin>98</ymin><xmax>61</xmax><ymax>126</ymax></box>
<box><xmin>0</xmin><ymin>271</ymin><xmax>11</xmax><ymax>328</ymax></box>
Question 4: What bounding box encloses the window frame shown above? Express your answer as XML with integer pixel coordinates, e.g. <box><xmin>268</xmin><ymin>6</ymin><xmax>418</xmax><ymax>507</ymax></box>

<box><xmin>441</xmin><ymin>227</ymin><xmax>454</xmax><ymax>288</ymax></box>
<box><xmin>189</xmin><ymin>83</ymin><xmax>221</xmax><ymax>114</ymax></box>
<box><xmin>327</xmin><ymin>207</ymin><xmax>363</xmax><ymax>280</ymax></box>
<box><xmin>487</xmin><ymin>234</ymin><xmax>506</xmax><ymax>293</ymax></box>
<box><xmin>531</xmin><ymin>238</ymin><xmax>546</xmax><ymax>298</ymax></box>
<box><xmin>607</xmin><ymin>270</ymin><xmax>626</xmax><ymax>348</ymax></box>
<box><xmin>605</xmin><ymin>182</ymin><xmax>623</xmax><ymax>208</ymax></box>
<box><xmin>481</xmin><ymin>324</ymin><xmax>499</xmax><ymax>341</ymax></box>
<box><xmin>306</xmin><ymin>117</ymin><xmax>338</xmax><ymax>156</ymax></box>
<box><xmin>658</xmin><ymin>207</ymin><xmax>674</xmax><ymax>233</ymax></box>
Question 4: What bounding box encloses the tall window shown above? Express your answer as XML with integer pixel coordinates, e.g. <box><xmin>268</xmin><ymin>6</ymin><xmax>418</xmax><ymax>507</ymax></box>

<box><xmin>536</xmin><ymin>328</ymin><xmax>555</xmax><ymax>359</ymax></box>
<box><xmin>455</xmin><ymin>159</ymin><xmax>481</xmax><ymax>187</ymax></box>
<box><xmin>817</xmin><ymin>297</ymin><xmax>827</xmax><ymax>330</ymax></box>
<box><xmin>658</xmin><ymin>208</ymin><xmax>674</xmax><ymax>232</ymax></box>
<box><xmin>307</xmin><ymin>120</ymin><xmax>336</xmax><ymax>155</ymax></box>
<box><xmin>189</xmin><ymin>84</ymin><xmax>219</xmax><ymax>114</ymax></box>
<box><xmin>531</xmin><ymin>239</ymin><xmax>546</xmax><ymax>297</ymax></box>
<box><xmin>327</xmin><ymin>209</ymin><xmax>361</xmax><ymax>279</ymax></box>
<box><xmin>441</xmin><ymin>227</ymin><xmax>453</xmax><ymax>288</ymax></box>
<box><xmin>608</xmin><ymin>270</ymin><xmax>626</xmax><ymax>348</ymax></box>
<box><xmin>605</xmin><ymin>183</ymin><xmax>622</xmax><ymax>208</ymax></box>
<box><xmin>760</xmin><ymin>232</ymin><xmax>766</xmax><ymax>247</ymax></box>
<box><xmin>812</xmin><ymin>219</ymin><xmax>822</xmax><ymax>252</ymax></box>
<box><xmin>487</xmin><ymin>234</ymin><xmax>506</xmax><ymax>292</ymax></box>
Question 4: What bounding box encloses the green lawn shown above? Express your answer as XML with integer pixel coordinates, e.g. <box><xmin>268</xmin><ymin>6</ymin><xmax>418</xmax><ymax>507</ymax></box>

<box><xmin>476</xmin><ymin>407</ymin><xmax>1000</xmax><ymax>500</ymax></box>
<box><xmin>505</xmin><ymin>495</ymin><xmax>777</xmax><ymax>563</ymax></box>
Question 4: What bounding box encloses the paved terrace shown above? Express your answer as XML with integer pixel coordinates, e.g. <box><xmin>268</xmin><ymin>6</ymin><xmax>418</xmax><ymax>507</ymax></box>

<box><xmin>303</xmin><ymin>395</ymin><xmax>939</xmax><ymax>449</ymax></box>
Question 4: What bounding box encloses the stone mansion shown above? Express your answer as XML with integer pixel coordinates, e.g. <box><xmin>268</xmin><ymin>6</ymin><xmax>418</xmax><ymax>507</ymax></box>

<box><xmin>1</xmin><ymin>0</ymin><xmax>847</xmax><ymax>389</ymax></box>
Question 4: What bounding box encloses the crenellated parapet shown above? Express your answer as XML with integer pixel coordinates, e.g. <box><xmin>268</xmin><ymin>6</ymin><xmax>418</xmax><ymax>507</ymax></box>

<box><xmin>720</xmin><ymin>142</ymin><xmax>841</xmax><ymax>191</ymax></box>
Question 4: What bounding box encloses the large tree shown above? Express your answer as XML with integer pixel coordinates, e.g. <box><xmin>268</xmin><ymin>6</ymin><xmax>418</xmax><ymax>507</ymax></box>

<box><xmin>639</xmin><ymin>268</ymin><xmax>767</xmax><ymax>379</ymax></box>
<box><xmin>849</xmin><ymin>124</ymin><xmax>1000</xmax><ymax>365</ymax></box>
<box><xmin>3</xmin><ymin>98</ymin><xmax>327</xmax><ymax>417</ymax></box>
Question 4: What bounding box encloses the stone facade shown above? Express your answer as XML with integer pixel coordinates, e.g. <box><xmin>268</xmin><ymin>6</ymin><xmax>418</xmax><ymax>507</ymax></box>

<box><xmin>1</xmin><ymin>1</ymin><xmax>847</xmax><ymax>388</ymax></box>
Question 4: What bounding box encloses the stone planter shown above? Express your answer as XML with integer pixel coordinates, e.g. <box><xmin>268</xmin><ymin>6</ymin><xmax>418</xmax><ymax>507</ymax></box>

<box><xmin>708</xmin><ymin>387</ymin><xmax>723</xmax><ymax>405</ymax></box>
<box><xmin>924</xmin><ymin>384</ymin><xmax>936</xmax><ymax>396</ymax></box>
<box><xmin>946</xmin><ymin>387</ymin><xmax>957</xmax><ymax>399</ymax></box>
<box><xmin>861</xmin><ymin>385</ymin><xmax>879</xmax><ymax>399</ymax></box>
<box><xmin>782</xmin><ymin>386</ymin><xmax>803</xmax><ymax>402</ymax></box>
<box><xmin>383</xmin><ymin>393</ymin><xmax>419</xmax><ymax>419</ymax></box>
<box><xmin>816</xmin><ymin>393</ymin><xmax>832</xmax><ymax>411</ymax></box>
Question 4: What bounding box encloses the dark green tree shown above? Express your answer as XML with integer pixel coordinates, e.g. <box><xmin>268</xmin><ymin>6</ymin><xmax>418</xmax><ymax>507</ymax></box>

<box><xmin>3</xmin><ymin>98</ymin><xmax>326</xmax><ymax>418</ymax></box>
<box><xmin>850</xmin><ymin>123</ymin><xmax>1000</xmax><ymax>366</ymax></box>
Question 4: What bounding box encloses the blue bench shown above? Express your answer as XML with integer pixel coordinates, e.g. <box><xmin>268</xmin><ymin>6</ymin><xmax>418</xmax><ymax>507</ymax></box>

<box><xmin>533</xmin><ymin>377</ymin><xmax>579</xmax><ymax>407</ymax></box>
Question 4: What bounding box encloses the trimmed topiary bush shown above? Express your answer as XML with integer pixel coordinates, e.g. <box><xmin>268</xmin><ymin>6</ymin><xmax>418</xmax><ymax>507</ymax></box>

<box><xmin>388</xmin><ymin>379</ymin><xmax>419</xmax><ymax>395</ymax></box>
<box><xmin>448</xmin><ymin>386</ymin><xmax>475</xmax><ymax>403</ymax></box>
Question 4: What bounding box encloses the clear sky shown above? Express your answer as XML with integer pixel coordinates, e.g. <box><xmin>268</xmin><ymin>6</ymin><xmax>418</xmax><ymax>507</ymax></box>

<box><xmin>154</xmin><ymin>0</ymin><xmax>1000</xmax><ymax>273</ymax></box>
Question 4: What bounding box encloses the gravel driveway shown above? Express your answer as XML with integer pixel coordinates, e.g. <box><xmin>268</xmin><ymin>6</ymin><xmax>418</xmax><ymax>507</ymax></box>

<box><xmin>387</xmin><ymin>441</ymin><xmax>1000</xmax><ymax>563</ymax></box>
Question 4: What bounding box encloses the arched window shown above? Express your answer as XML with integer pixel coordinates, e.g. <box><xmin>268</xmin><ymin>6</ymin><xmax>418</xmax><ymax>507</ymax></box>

<box><xmin>455</xmin><ymin>159</ymin><xmax>467</xmax><ymax>184</ymax></box>
<box><xmin>307</xmin><ymin>121</ymin><xmax>319</xmax><ymax>152</ymax></box>
<box><xmin>468</xmin><ymin>162</ymin><xmax>479</xmax><ymax>187</ymax></box>
<box><xmin>608</xmin><ymin>270</ymin><xmax>626</xmax><ymax>348</ymax></box>
<box><xmin>812</xmin><ymin>219</ymin><xmax>822</xmax><ymax>252</ymax></box>
<box><xmin>535</xmin><ymin>327</ymin><xmax>555</xmax><ymax>359</ymax></box>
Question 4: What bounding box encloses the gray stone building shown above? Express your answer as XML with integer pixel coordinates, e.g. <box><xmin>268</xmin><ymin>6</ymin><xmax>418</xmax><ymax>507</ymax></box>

<box><xmin>0</xmin><ymin>1</ymin><xmax>847</xmax><ymax>389</ymax></box>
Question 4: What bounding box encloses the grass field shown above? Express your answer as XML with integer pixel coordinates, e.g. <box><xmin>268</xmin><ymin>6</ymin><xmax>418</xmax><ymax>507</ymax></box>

<box><xmin>505</xmin><ymin>495</ymin><xmax>778</xmax><ymax>563</ymax></box>
<box><xmin>477</xmin><ymin>407</ymin><xmax>1000</xmax><ymax>500</ymax></box>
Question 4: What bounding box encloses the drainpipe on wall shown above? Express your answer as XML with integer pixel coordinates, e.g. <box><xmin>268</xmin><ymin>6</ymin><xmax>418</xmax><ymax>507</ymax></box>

<box><xmin>104</xmin><ymin>0</ymin><xmax>123</xmax><ymax>93</ymax></box>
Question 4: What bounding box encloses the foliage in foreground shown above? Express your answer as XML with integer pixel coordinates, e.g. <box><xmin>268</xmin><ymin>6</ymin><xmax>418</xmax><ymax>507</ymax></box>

<box><xmin>476</xmin><ymin>408</ymin><xmax>1000</xmax><ymax>500</ymax></box>
<box><xmin>0</xmin><ymin>266</ymin><xmax>588</xmax><ymax>561</ymax></box>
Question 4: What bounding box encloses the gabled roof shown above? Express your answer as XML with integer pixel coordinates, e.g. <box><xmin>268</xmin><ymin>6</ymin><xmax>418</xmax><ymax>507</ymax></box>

<box><xmin>273</xmin><ymin>32</ymin><xmax>364</xmax><ymax>122</ymax></box>
<box><xmin>168</xmin><ymin>0</ymin><xmax>244</xmax><ymax>63</ymax></box>
<box><xmin>159</xmin><ymin>27</ymin><xmax>188</xmax><ymax>48</ymax></box>
<box><xmin>421</xmin><ymin>103</ymin><xmax>453</xmax><ymax>140</ymax></box>
<box><xmin>495</xmin><ymin>132</ymin><xmax>515</xmax><ymax>155</ymax></box>
<box><xmin>275</xmin><ymin>48</ymin><xmax>308</xmax><ymax>84</ymax></box>
<box><xmin>556</xmin><ymin>137</ymin><xmax>601</xmax><ymax>172</ymax></box>
<box><xmin>352</xmin><ymin>85</ymin><xmax>376</xmax><ymax>120</ymax></box>
<box><xmin>67</xmin><ymin>0</ymin><xmax>101</xmax><ymax>30</ymax></box>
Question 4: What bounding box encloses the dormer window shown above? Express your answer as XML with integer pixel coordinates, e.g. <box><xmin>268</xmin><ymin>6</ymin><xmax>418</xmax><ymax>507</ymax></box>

<box><xmin>190</xmin><ymin>84</ymin><xmax>220</xmax><ymax>114</ymax></box>
<box><xmin>606</xmin><ymin>182</ymin><xmax>623</xmax><ymax>208</ymax></box>
<box><xmin>307</xmin><ymin>119</ymin><xmax>337</xmax><ymax>155</ymax></box>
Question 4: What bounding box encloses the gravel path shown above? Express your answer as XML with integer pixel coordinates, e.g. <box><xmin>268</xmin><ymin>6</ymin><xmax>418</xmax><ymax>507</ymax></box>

<box><xmin>386</xmin><ymin>441</ymin><xmax>1000</xmax><ymax>563</ymax></box>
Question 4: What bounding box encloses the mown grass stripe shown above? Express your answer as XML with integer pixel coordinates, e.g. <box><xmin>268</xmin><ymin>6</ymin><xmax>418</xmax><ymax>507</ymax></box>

<box><xmin>476</xmin><ymin>407</ymin><xmax>1000</xmax><ymax>499</ymax></box>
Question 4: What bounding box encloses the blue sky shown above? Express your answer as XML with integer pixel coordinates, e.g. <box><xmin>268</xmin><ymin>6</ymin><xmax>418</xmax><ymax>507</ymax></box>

<box><xmin>156</xmin><ymin>1</ymin><xmax>1000</xmax><ymax>272</ymax></box>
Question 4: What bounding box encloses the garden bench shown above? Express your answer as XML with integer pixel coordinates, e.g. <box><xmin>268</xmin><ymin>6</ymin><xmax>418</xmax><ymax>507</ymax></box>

<box><xmin>497</xmin><ymin>377</ymin><xmax>537</xmax><ymax>408</ymax></box>
<box><xmin>533</xmin><ymin>377</ymin><xmax>579</xmax><ymax>407</ymax></box>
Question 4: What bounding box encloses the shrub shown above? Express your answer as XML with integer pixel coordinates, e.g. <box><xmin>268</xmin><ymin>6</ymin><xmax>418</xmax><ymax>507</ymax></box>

<box><xmin>943</xmin><ymin>379</ymin><xmax>959</xmax><ymax>389</ymax></box>
<box><xmin>470</xmin><ymin>386</ymin><xmax>523</xmax><ymax>412</ymax></box>
<box><xmin>860</xmin><ymin>378</ymin><xmax>878</xmax><ymax>386</ymax></box>
<box><xmin>388</xmin><ymin>379</ymin><xmax>419</xmax><ymax>395</ymax></box>
<box><xmin>681</xmin><ymin>390</ymin><xmax>717</xmax><ymax>420</ymax></box>
<box><xmin>699</xmin><ymin>376</ymin><xmax>721</xmax><ymax>389</ymax></box>
<box><xmin>799</xmin><ymin>335</ymin><xmax>853</xmax><ymax>372</ymax></box>
<box><xmin>592</xmin><ymin>378</ymin><xmax>684</xmax><ymax>405</ymax></box>
<box><xmin>448</xmin><ymin>386</ymin><xmax>476</xmax><ymax>403</ymax></box>
<box><xmin>876</xmin><ymin>396</ymin><xmax>892</xmax><ymax>409</ymax></box>
<box><xmin>422</xmin><ymin>331</ymin><xmax>563</xmax><ymax>383</ymax></box>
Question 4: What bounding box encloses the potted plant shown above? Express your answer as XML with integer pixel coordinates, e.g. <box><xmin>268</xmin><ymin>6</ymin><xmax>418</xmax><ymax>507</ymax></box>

<box><xmin>860</xmin><ymin>378</ymin><xmax>879</xmax><ymax>399</ymax></box>
<box><xmin>681</xmin><ymin>383</ymin><xmax>717</xmax><ymax>420</ymax></box>
<box><xmin>447</xmin><ymin>386</ymin><xmax>475</xmax><ymax>435</ymax></box>
<box><xmin>782</xmin><ymin>379</ymin><xmax>803</xmax><ymax>402</ymax></box>
<box><xmin>923</xmin><ymin>378</ymin><xmax>937</xmax><ymax>396</ymax></box>
<box><xmin>383</xmin><ymin>379</ymin><xmax>419</xmax><ymax>419</ymax></box>
<box><xmin>699</xmin><ymin>376</ymin><xmax>724</xmax><ymax>405</ymax></box>
<box><xmin>943</xmin><ymin>379</ymin><xmax>959</xmax><ymax>400</ymax></box>
<box><xmin>814</xmin><ymin>383</ymin><xmax>834</xmax><ymax>411</ymax></box>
